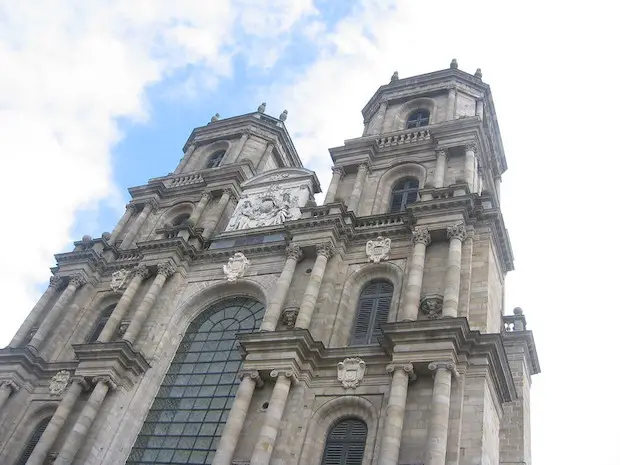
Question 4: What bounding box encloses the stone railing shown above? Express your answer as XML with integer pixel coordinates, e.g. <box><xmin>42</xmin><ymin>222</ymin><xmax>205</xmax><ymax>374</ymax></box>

<box><xmin>115</xmin><ymin>250</ymin><xmax>143</xmax><ymax>261</ymax></box>
<box><xmin>356</xmin><ymin>213</ymin><xmax>405</xmax><ymax>230</ymax></box>
<box><xmin>375</xmin><ymin>128</ymin><xmax>431</xmax><ymax>148</ymax></box>
<box><xmin>502</xmin><ymin>308</ymin><xmax>527</xmax><ymax>332</ymax></box>
<box><xmin>165</xmin><ymin>173</ymin><xmax>204</xmax><ymax>188</ymax></box>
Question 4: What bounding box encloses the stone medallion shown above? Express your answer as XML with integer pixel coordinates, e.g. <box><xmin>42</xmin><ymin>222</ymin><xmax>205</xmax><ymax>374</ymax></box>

<box><xmin>110</xmin><ymin>268</ymin><xmax>131</xmax><ymax>292</ymax></box>
<box><xmin>337</xmin><ymin>357</ymin><xmax>366</xmax><ymax>389</ymax></box>
<box><xmin>366</xmin><ymin>236</ymin><xmax>391</xmax><ymax>263</ymax></box>
<box><xmin>223</xmin><ymin>252</ymin><xmax>250</xmax><ymax>282</ymax></box>
<box><xmin>49</xmin><ymin>370</ymin><xmax>71</xmax><ymax>396</ymax></box>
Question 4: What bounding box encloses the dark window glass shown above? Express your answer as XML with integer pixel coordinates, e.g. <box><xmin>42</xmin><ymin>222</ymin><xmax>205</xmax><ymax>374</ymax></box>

<box><xmin>16</xmin><ymin>417</ymin><xmax>51</xmax><ymax>465</ymax></box>
<box><xmin>126</xmin><ymin>297</ymin><xmax>265</xmax><ymax>465</ymax></box>
<box><xmin>205</xmin><ymin>151</ymin><xmax>225</xmax><ymax>169</ymax></box>
<box><xmin>87</xmin><ymin>304</ymin><xmax>116</xmax><ymax>343</ymax></box>
<box><xmin>351</xmin><ymin>280</ymin><xmax>393</xmax><ymax>345</ymax></box>
<box><xmin>321</xmin><ymin>418</ymin><xmax>367</xmax><ymax>465</ymax></box>
<box><xmin>389</xmin><ymin>178</ymin><xmax>419</xmax><ymax>213</ymax></box>
<box><xmin>406</xmin><ymin>109</ymin><xmax>430</xmax><ymax>129</ymax></box>
<box><xmin>172</xmin><ymin>214</ymin><xmax>191</xmax><ymax>227</ymax></box>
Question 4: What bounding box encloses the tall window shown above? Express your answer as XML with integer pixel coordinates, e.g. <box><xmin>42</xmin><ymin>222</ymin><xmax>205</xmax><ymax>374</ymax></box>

<box><xmin>205</xmin><ymin>150</ymin><xmax>225</xmax><ymax>169</ymax></box>
<box><xmin>351</xmin><ymin>280</ymin><xmax>393</xmax><ymax>345</ymax></box>
<box><xmin>321</xmin><ymin>419</ymin><xmax>367</xmax><ymax>465</ymax></box>
<box><xmin>126</xmin><ymin>297</ymin><xmax>265</xmax><ymax>465</ymax></box>
<box><xmin>390</xmin><ymin>178</ymin><xmax>419</xmax><ymax>213</ymax></box>
<box><xmin>87</xmin><ymin>304</ymin><xmax>116</xmax><ymax>343</ymax></box>
<box><xmin>16</xmin><ymin>416</ymin><xmax>51</xmax><ymax>465</ymax></box>
<box><xmin>406</xmin><ymin>109</ymin><xmax>430</xmax><ymax>129</ymax></box>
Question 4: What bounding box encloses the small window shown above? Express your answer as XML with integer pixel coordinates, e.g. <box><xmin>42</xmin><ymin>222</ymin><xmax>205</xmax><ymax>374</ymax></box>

<box><xmin>87</xmin><ymin>305</ymin><xmax>115</xmax><ymax>343</ymax></box>
<box><xmin>351</xmin><ymin>280</ymin><xmax>393</xmax><ymax>345</ymax></box>
<box><xmin>321</xmin><ymin>418</ymin><xmax>367</xmax><ymax>465</ymax></box>
<box><xmin>205</xmin><ymin>150</ymin><xmax>225</xmax><ymax>168</ymax></box>
<box><xmin>172</xmin><ymin>213</ymin><xmax>191</xmax><ymax>227</ymax></box>
<box><xmin>390</xmin><ymin>177</ymin><xmax>419</xmax><ymax>213</ymax></box>
<box><xmin>16</xmin><ymin>417</ymin><xmax>52</xmax><ymax>465</ymax></box>
<box><xmin>406</xmin><ymin>109</ymin><xmax>430</xmax><ymax>129</ymax></box>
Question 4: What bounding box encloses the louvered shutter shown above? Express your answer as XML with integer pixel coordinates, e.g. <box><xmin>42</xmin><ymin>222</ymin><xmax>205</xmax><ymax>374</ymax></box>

<box><xmin>351</xmin><ymin>281</ymin><xmax>393</xmax><ymax>345</ymax></box>
<box><xmin>16</xmin><ymin>417</ymin><xmax>51</xmax><ymax>465</ymax></box>
<box><xmin>321</xmin><ymin>419</ymin><xmax>367</xmax><ymax>465</ymax></box>
<box><xmin>87</xmin><ymin>305</ymin><xmax>115</xmax><ymax>343</ymax></box>
<box><xmin>389</xmin><ymin>192</ymin><xmax>403</xmax><ymax>213</ymax></box>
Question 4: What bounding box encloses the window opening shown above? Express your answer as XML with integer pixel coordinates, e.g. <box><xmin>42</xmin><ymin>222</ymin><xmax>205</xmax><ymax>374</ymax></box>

<box><xmin>406</xmin><ymin>109</ymin><xmax>430</xmax><ymax>129</ymax></box>
<box><xmin>321</xmin><ymin>418</ymin><xmax>367</xmax><ymax>465</ymax></box>
<box><xmin>351</xmin><ymin>280</ymin><xmax>393</xmax><ymax>345</ymax></box>
<box><xmin>389</xmin><ymin>178</ymin><xmax>419</xmax><ymax>213</ymax></box>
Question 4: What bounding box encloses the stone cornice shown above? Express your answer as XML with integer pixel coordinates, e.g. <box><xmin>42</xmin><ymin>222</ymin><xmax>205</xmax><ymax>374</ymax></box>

<box><xmin>54</xmin><ymin>248</ymin><xmax>106</xmax><ymax>275</ymax></box>
<box><xmin>0</xmin><ymin>346</ymin><xmax>78</xmax><ymax>387</ymax></box>
<box><xmin>136</xmin><ymin>237</ymin><xmax>199</xmax><ymax>261</ymax></box>
<box><xmin>502</xmin><ymin>330</ymin><xmax>541</xmax><ymax>377</ymax></box>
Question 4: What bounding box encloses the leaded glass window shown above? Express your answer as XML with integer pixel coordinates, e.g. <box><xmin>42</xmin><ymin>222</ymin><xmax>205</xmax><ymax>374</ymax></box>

<box><xmin>126</xmin><ymin>297</ymin><xmax>265</xmax><ymax>465</ymax></box>
<box><xmin>389</xmin><ymin>177</ymin><xmax>419</xmax><ymax>213</ymax></box>
<box><xmin>351</xmin><ymin>280</ymin><xmax>393</xmax><ymax>345</ymax></box>
<box><xmin>16</xmin><ymin>416</ymin><xmax>51</xmax><ymax>465</ymax></box>
<box><xmin>406</xmin><ymin>109</ymin><xmax>430</xmax><ymax>129</ymax></box>
<box><xmin>321</xmin><ymin>418</ymin><xmax>367</xmax><ymax>465</ymax></box>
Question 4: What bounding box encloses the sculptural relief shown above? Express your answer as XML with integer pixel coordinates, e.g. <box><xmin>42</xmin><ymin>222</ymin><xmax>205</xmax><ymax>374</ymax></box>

<box><xmin>366</xmin><ymin>236</ymin><xmax>391</xmax><ymax>263</ymax></box>
<box><xmin>49</xmin><ymin>370</ymin><xmax>71</xmax><ymax>396</ymax></box>
<box><xmin>337</xmin><ymin>358</ymin><xmax>366</xmax><ymax>389</ymax></box>
<box><xmin>223</xmin><ymin>252</ymin><xmax>250</xmax><ymax>282</ymax></box>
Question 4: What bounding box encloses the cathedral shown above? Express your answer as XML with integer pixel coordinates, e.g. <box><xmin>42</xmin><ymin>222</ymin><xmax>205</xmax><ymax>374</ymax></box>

<box><xmin>0</xmin><ymin>60</ymin><xmax>540</xmax><ymax>465</ymax></box>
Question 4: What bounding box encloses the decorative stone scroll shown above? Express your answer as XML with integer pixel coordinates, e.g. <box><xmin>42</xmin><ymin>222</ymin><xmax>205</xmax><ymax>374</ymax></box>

<box><xmin>110</xmin><ymin>268</ymin><xmax>131</xmax><ymax>292</ymax></box>
<box><xmin>49</xmin><ymin>370</ymin><xmax>72</xmax><ymax>396</ymax></box>
<box><xmin>366</xmin><ymin>236</ymin><xmax>391</xmax><ymax>263</ymax></box>
<box><xmin>337</xmin><ymin>357</ymin><xmax>366</xmax><ymax>389</ymax></box>
<box><xmin>223</xmin><ymin>253</ymin><xmax>250</xmax><ymax>282</ymax></box>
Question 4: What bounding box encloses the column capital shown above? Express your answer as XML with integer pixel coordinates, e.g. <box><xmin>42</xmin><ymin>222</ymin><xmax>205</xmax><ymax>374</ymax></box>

<box><xmin>446</xmin><ymin>223</ymin><xmax>467</xmax><ymax>242</ymax></box>
<box><xmin>332</xmin><ymin>166</ymin><xmax>345</xmax><ymax>178</ymax></box>
<box><xmin>0</xmin><ymin>379</ymin><xmax>20</xmax><ymax>393</ymax></box>
<box><xmin>358</xmin><ymin>162</ymin><xmax>370</xmax><ymax>173</ymax></box>
<box><xmin>70</xmin><ymin>376</ymin><xmax>90</xmax><ymax>391</ymax></box>
<box><xmin>92</xmin><ymin>375</ymin><xmax>118</xmax><ymax>390</ymax></box>
<box><xmin>134</xmin><ymin>263</ymin><xmax>151</xmax><ymax>279</ymax></box>
<box><xmin>157</xmin><ymin>261</ymin><xmax>177</xmax><ymax>278</ymax></box>
<box><xmin>186</xmin><ymin>143</ymin><xmax>197</xmax><ymax>153</ymax></box>
<box><xmin>386</xmin><ymin>362</ymin><xmax>417</xmax><ymax>381</ymax></box>
<box><xmin>316</xmin><ymin>242</ymin><xmax>335</xmax><ymax>259</ymax></box>
<box><xmin>143</xmin><ymin>198</ymin><xmax>159</xmax><ymax>211</ymax></box>
<box><xmin>126</xmin><ymin>203</ymin><xmax>138</xmax><ymax>214</ymax></box>
<box><xmin>49</xmin><ymin>275</ymin><xmax>64</xmax><ymax>290</ymax></box>
<box><xmin>465</xmin><ymin>142</ymin><xmax>478</xmax><ymax>153</ymax></box>
<box><xmin>428</xmin><ymin>361</ymin><xmax>459</xmax><ymax>378</ymax></box>
<box><xmin>285</xmin><ymin>244</ymin><xmax>304</xmax><ymax>262</ymax></box>
<box><xmin>239</xmin><ymin>370</ymin><xmax>263</xmax><ymax>388</ymax></box>
<box><xmin>69</xmin><ymin>274</ymin><xmax>87</xmax><ymax>289</ymax></box>
<box><xmin>412</xmin><ymin>226</ymin><xmax>431</xmax><ymax>246</ymax></box>
<box><xmin>435</xmin><ymin>148</ymin><xmax>449</xmax><ymax>159</ymax></box>
<box><xmin>201</xmin><ymin>190</ymin><xmax>214</xmax><ymax>202</ymax></box>
<box><xmin>269</xmin><ymin>369</ymin><xmax>297</xmax><ymax>383</ymax></box>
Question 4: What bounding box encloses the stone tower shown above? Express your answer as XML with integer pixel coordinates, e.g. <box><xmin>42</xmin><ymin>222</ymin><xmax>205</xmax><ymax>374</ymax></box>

<box><xmin>0</xmin><ymin>61</ymin><xmax>540</xmax><ymax>465</ymax></box>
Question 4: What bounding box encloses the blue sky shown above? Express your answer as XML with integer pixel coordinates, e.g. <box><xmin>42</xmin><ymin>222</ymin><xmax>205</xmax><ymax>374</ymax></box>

<box><xmin>1</xmin><ymin>1</ymin><xmax>619</xmax><ymax>464</ymax></box>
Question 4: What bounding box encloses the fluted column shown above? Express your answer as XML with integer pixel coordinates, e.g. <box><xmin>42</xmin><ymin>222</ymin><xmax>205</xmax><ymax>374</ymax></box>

<box><xmin>464</xmin><ymin>143</ymin><xmax>477</xmax><ymax>193</ymax></box>
<box><xmin>29</xmin><ymin>274</ymin><xmax>86</xmax><ymax>351</ymax></box>
<box><xmin>201</xmin><ymin>189</ymin><xmax>234</xmax><ymax>239</ymax></box>
<box><xmin>347</xmin><ymin>163</ymin><xmax>368</xmax><ymax>214</ymax></box>
<box><xmin>324</xmin><ymin>166</ymin><xmax>344</xmax><ymax>204</ymax></box>
<box><xmin>295</xmin><ymin>243</ymin><xmax>334</xmax><ymax>329</ymax></box>
<box><xmin>26</xmin><ymin>377</ymin><xmax>88</xmax><ymax>465</ymax></box>
<box><xmin>97</xmin><ymin>264</ymin><xmax>150</xmax><ymax>342</ymax></box>
<box><xmin>231</xmin><ymin>131</ymin><xmax>250</xmax><ymax>162</ymax></box>
<box><xmin>10</xmin><ymin>276</ymin><xmax>63</xmax><ymax>347</ymax></box>
<box><xmin>188</xmin><ymin>191</ymin><xmax>213</xmax><ymax>226</ymax></box>
<box><xmin>109</xmin><ymin>204</ymin><xmax>136</xmax><ymax>244</ymax></box>
<box><xmin>213</xmin><ymin>370</ymin><xmax>263</xmax><ymax>465</ymax></box>
<box><xmin>119</xmin><ymin>199</ymin><xmax>157</xmax><ymax>249</ymax></box>
<box><xmin>250</xmin><ymin>370</ymin><xmax>294</xmax><ymax>465</ymax></box>
<box><xmin>378</xmin><ymin>363</ymin><xmax>416</xmax><ymax>465</ymax></box>
<box><xmin>55</xmin><ymin>376</ymin><xmax>116</xmax><ymax>465</ymax></box>
<box><xmin>433</xmin><ymin>149</ymin><xmax>448</xmax><ymax>188</ymax></box>
<box><xmin>401</xmin><ymin>227</ymin><xmax>431</xmax><ymax>321</ymax></box>
<box><xmin>0</xmin><ymin>380</ymin><xmax>19</xmax><ymax>411</ymax></box>
<box><xmin>174</xmin><ymin>143</ymin><xmax>196</xmax><ymax>174</ymax></box>
<box><xmin>261</xmin><ymin>244</ymin><xmax>303</xmax><ymax>331</ymax></box>
<box><xmin>122</xmin><ymin>261</ymin><xmax>176</xmax><ymax>344</ymax></box>
<box><xmin>443</xmin><ymin>224</ymin><xmax>466</xmax><ymax>318</ymax></box>
<box><xmin>425</xmin><ymin>362</ymin><xmax>457</xmax><ymax>465</ymax></box>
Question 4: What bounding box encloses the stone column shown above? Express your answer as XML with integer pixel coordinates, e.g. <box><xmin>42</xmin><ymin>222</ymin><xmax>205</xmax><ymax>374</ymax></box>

<box><xmin>464</xmin><ymin>143</ymin><xmax>477</xmax><ymax>194</ymax></box>
<box><xmin>119</xmin><ymin>199</ymin><xmax>157</xmax><ymax>249</ymax></box>
<box><xmin>188</xmin><ymin>191</ymin><xmax>213</xmax><ymax>226</ymax></box>
<box><xmin>29</xmin><ymin>274</ymin><xmax>86</xmax><ymax>351</ymax></box>
<box><xmin>257</xmin><ymin>142</ymin><xmax>274</xmax><ymax>171</ymax></box>
<box><xmin>401</xmin><ymin>227</ymin><xmax>431</xmax><ymax>321</ymax></box>
<box><xmin>494</xmin><ymin>176</ymin><xmax>501</xmax><ymax>204</ymax></box>
<box><xmin>201</xmin><ymin>189</ymin><xmax>234</xmax><ymax>240</ymax></box>
<box><xmin>174</xmin><ymin>143</ymin><xmax>196</xmax><ymax>174</ymax></box>
<box><xmin>261</xmin><ymin>244</ymin><xmax>303</xmax><ymax>331</ymax></box>
<box><xmin>231</xmin><ymin>131</ymin><xmax>250</xmax><ymax>162</ymax></box>
<box><xmin>347</xmin><ymin>163</ymin><xmax>369</xmax><ymax>214</ymax></box>
<box><xmin>475</xmin><ymin>99</ymin><xmax>484</xmax><ymax>120</ymax></box>
<box><xmin>108</xmin><ymin>204</ymin><xmax>136</xmax><ymax>244</ymax></box>
<box><xmin>447</xmin><ymin>88</ymin><xmax>456</xmax><ymax>120</ymax></box>
<box><xmin>295</xmin><ymin>243</ymin><xmax>334</xmax><ymax>330</ymax></box>
<box><xmin>378</xmin><ymin>363</ymin><xmax>416</xmax><ymax>465</ymax></box>
<box><xmin>433</xmin><ymin>149</ymin><xmax>448</xmax><ymax>188</ymax></box>
<box><xmin>213</xmin><ymin>370</ymin><xmax>262</xmax><ymax>465</ymax></box>
<box><xmin>425</xmin><ymin>362</ymin><xmax>457</xmax><ymax>465</ymax></box>
<box><xmin>122</xmin><ymin>261</ymin><xmax>176</xmax><ymax>344</ymax></box>
<box><xmin>324</xmin><ymin>166</ymin><xmax>344</xmax><ymax>204</ymax></box>
<box><xmin>10</xmin><ymin>276</ymin><xmax>63</xmax><ymax>347</ymax></box>
<box><xmin>26</xmin><ymin>378</ymin><xmax>88</xmax><ymax>465</ymax></box>
<box><xmin>370</xmin><ymin>99</ymin><xmax>388</xmax><ymax>135</ymax></box>
<box><xmin>97</xmin><ymin>264</ymin><xmax>150</xmax><ymax>342</ymax></box>
<box><xmin>443</xmin><ymin>224</ymin><xmax>466</xmax><ymax>318</ymax></box>
<box><xmin>0</xmin><ymin>380</ymin><xmax>19</xmax><ymax>411</ymax></box>
<box><xmin>250</xmin><ymin>370</ymin><xmax>294</xmax><ymax>465</ymax></box>
<box><xmin>55</xmin><ymin>377</ymin><xmax>116</xmax><ymax>465</ymax></box>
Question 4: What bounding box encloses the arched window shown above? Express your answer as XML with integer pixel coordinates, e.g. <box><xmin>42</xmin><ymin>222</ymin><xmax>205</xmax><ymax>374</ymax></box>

<box><xmin>205</xmin><ymin>150</ymin><xmax>225</xmax><ymax>169</ymax></box>
<box><xmin>16</xmin><ymin>416</ymin><xmax>52</xmax><ymax>465</ymax></box>
<box><xmin>390</xmin><ymin>177</ymin><xmax>419</xmax><ymax>213</ymax></box>
<box><xmin>87</xmin><ymin>304</ymin><xmax>116</xmax><ymax>343</ymax></box>
<box><xmin>406</xmin><ymin>109</ymin><xmax>430</xmax><ymax>129</ymax></box>
<box><xmin>351</xmin><ymin>280</ymin><xmax>393</xmax><ymax>345</ymax></box>
<box><xmin>172</xmin><ymin>213</ymin><xmax>191</xmax><ymax>227</ymax></box>
<box><xmin>126</xmin><ymin>297</ymin><xmax>265</xmax><ymax>465</ymax></box>
<box><xmin>321</xmin><ymin>418</ymin><xmax>367</xmax><ymax>465</ymax></box>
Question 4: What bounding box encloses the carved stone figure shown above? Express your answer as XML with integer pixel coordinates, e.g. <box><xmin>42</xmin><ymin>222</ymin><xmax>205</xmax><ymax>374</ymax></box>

<box><xmin>110</xmin><ymin>268</ymin><xmax>131</xmax><ymax>292</ymax></box>
<box><xmin>421</xmin><ymin>295</ymin><xmax>443</xmax><ymax>319</ymax></box>
<box><xmin>337</xmin><ymin>358</ymin><xmax>366</xmax><ymax>389</ymax></box>
<box><xmin>279</xmin><ymin>307</ymin><xmax>299</xmax><ymax>329</ymax></box>
<box><xmin>49</xmin><ymin>370</ymin><xmax>71</xmax><ymax>396</ymax></box>
<box><xmin>366</xmin><ymin>236</ymin><xmax>391</xmax><ymax>263</ymax></box>
<box><xmin>223</xmin><ymin>253</ymin><xmax>250</xmax><ymax>282</ymax></box>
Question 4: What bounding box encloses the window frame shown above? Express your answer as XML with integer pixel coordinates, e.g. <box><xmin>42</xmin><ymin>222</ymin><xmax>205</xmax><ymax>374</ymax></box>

<box><xmin>205</xmin><ymin>150</ymin><xmax>226</xmax><ymax>169</ymax></box>
<box><xmin>87</xmin><ymin>304</ymin><xmax>116</xmax><ymax>343</ymax></box>
<box><xmin>389</xmin><ymin>177</ymin><xmax>419</xmax><ymax>213</ymax></box>
<box><xmin>16</xmin><ymin>416</ymin><xmax>52</xmax><ymax>465</ymax></box>
<box><xmin>350</xmin><ymin>280</ymin><xmax>394</xmax><ymax>346</ymax></box>
<box><xmin>321</xmin><ymin>418</ymin><xmax>368</xmax><ymax>465</ymax></box>
<box><xmin>405</xmin><ymin>109</ymin><xmax>430</xmax><ymax>129</ymax></box>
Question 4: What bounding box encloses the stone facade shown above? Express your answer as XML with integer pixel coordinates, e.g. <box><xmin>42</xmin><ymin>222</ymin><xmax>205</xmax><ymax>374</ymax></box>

<box><xmin>0</xmin><ymin>62</ymin><xmax>540</xmax><ymax>465</ymax></box>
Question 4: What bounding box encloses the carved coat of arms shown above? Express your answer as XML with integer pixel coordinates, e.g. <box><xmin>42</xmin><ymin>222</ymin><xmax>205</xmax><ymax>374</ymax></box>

<box><xmin>110</xmin><ymin>268</ymin><xmax>131</xmax><ymax>292</ymax></box>
<box><xmin>366</xmin><ymin>236</ymin><xmax>391</xmax><ymax>263</ymax></box>
<box><xmin>337</xmin><ymin>357</ymin><xmax>366</xmax><ymax>389</ymax></box>
<box><xmin>223</xmin><ymin>253</ymin><xmax>250</xmax><ymax>282</ymax></box>
<box><xmin>49</xmin><ymin>370</ymin><xmax>71</xmax><ymax>396</ymax></box>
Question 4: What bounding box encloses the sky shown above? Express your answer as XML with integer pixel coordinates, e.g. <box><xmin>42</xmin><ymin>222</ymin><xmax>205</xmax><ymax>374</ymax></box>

<box><xmin>0</xmin><ymin>0</ymin><xmax>618</xmax><ymax>463</ymax></box>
